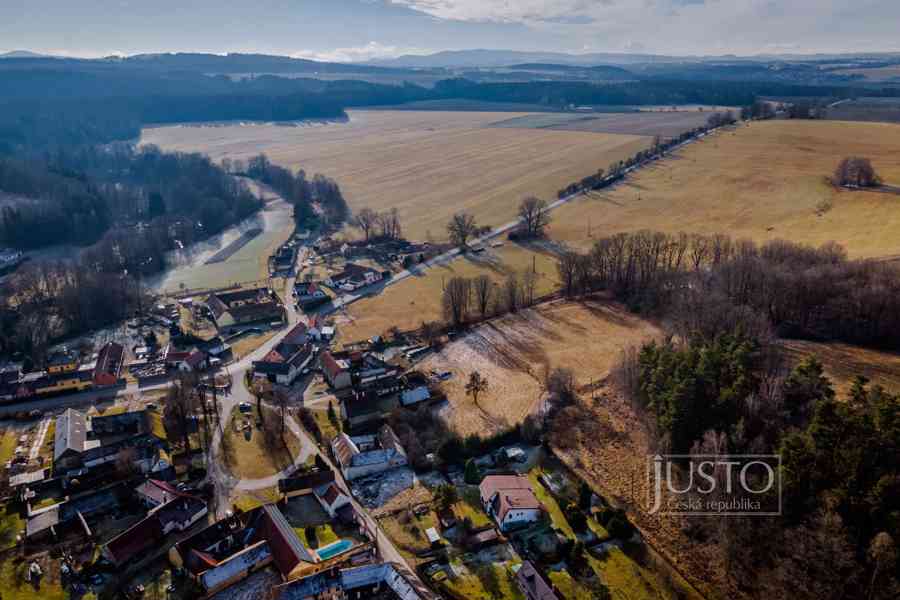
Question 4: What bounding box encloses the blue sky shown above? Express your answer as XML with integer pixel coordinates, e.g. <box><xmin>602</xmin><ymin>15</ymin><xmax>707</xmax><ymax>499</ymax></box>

<box><xmin>2</xmin><ymin>0</ymin><xmax>899</xmax><ymax>59</ymax></box>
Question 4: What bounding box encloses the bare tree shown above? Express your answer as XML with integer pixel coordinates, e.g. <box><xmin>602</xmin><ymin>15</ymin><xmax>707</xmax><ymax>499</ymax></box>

<box><xmin>352</xmin><ymin>208</ymin><xmax>378</xmax><ymax>242</ymax></box>
<box><xmin>164</xmin><ymin>375</ymin><xmax>199</xmax><ymax>458</ymax></box>
<box><xmin>465</xmin><ymin>371</ymin><xmax>488</xmax><ymax>408</ymax></box>
<box><xmin>377</xmin><ymin>208</ymin><xmax>402</xmax><ymax>240</ymax></box>
<box><xmin>504</xmin><ymin>273</ymin><xmax>520</xmax><ymax>313</ymax></box>
<box><xmin>447</xmin><ymin>212</ymin><xmax>478</xmax><ymax>250</ymax></box>
<box><xmin>442</xmin><ymin>277</ymin><xmax>472</xmax><ymax>328</ymax></box>
<box><xmin>420</xmin><ymin>321</ymin><xmax>441</xmax><ymax>347</ymax></box>
<box><xmin>522</xmin><ymin>268</ymin><xmax>538</xmax><ymax>307</ymax></box>
<box><xmin>518</xmin><ymin>196</ymin><xmax>550</xmax><ymax>238</ymax></box>
<box><xmin>558</xmin><ymin>251</ymin><xmax>579</xmax><ymax>298</ymax></box>
<box><xmin>472</xmin><ymin>275</ymin><xmax>493</xmax><ymax>321</ymax></box>
<box><xmin>272</xmin><ymin>389</ymin><xmax>289</xmax><ymax>435</ymax></box>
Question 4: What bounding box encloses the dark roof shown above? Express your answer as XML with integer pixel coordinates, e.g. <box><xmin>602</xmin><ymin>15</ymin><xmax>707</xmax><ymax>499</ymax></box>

<box><xmin>94</xmin><ymin>342</ymin><xmax>124</xmax><ymax>377</ymax></box>
<box><xmin>104</xmin><ymin>513</ymin><xmax>164</xmax><ymax>565</ymax></box>
<box><xmin>278</xmin><ymin>469</ymin><xmax>335</xmax><ymax>494</ymax></box>
<box><xmin>330</xmin><ymin>263</ymin><xmax>378</xmax><ymax>283</ymax></box>
<box><xmin>319</xmin><ymin>484</ymin><xmax>343</xmax><ymax>506</ymax></box>
<box><xmin>516</xmin><ymin>561</ymin><xmax>559</xmax><ymax>600</ymax></box>
<box><xmin>320</xmin><ymin>351</ymin><xmax>345</xmax><ymax>380</ymax></box>
<box><xmin>135</xmin><ymin>479</ymin><xmax>179</xmax><ymax>505</ymax></box>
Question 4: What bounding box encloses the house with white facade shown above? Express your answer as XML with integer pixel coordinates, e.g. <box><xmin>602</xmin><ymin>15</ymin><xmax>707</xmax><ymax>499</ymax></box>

<box><xmin>479</xmin><ymin>475</ymin><xmax>544</xmax><ymax>532</ymax></box>
<box><xmin>325</xmin><ymin>263</ymin><xmax>384</xmax><ymax>292</ymax></box>
<box><xmin>330</xmin><ymin>425</ymin><xmax>407</xmax><ymax>481</ymax></box>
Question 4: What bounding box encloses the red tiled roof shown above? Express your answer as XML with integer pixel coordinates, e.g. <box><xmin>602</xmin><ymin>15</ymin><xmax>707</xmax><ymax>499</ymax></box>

<box><xmin>104</xmin><ymin>514</ymin><xmax>164</xmax><ymax>565</ymax></box>
<box><xmin>321</xmin><ymin>484</ymin><xmax>342</xmax><ymax>506</ymax></box>
<box><xmin>493</xmin><ymin>489</ymin><xmax>542</xmax><ymax>524</ymax></box>
<box><xmin>136</xmin><ymin>479</ymin><xmax>180</xmax><ymax>505</ymax></box>
<box><xmin>479</xmin><ymin>475</ymin><xmax>533</xmax><ymax>505</ymax></box>
<box><xmin>320</xmin><ymin>351</ymin><xmax>344</xmax><ymax>380</ymax></box>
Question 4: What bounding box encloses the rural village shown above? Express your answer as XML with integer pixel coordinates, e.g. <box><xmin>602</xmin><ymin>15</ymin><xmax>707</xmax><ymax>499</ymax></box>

<box><xmin>1</xmin><ymin>37</ymin><xmax>900</xmax><ymax>600</ymax></box>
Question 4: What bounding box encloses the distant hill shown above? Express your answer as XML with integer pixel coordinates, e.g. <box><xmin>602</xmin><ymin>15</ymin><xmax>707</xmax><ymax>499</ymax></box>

<box><xmin>506</xmin><ymin>63</ymin><xmax>635</xmax><ymax>79</ymax></box>
<box><xmin>0</xmin><ymin>50</ymin><xmax>51</xmax><ymax>59</ymax></box>
<box><xmin>368</xmin><ymin>49</ymin><xmax>682</xmax><ymax>68</ymax></box>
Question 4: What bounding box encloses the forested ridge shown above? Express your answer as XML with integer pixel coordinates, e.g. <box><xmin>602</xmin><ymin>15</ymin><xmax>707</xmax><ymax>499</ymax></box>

<box><xmin>554</xmin><ymin>232</ymin><xmax>900</xmax><ymax>598</ymax></box>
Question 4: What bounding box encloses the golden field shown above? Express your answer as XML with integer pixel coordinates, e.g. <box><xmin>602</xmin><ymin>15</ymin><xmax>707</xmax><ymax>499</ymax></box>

<box><xmin>548</xmin><ymin>119</ymin><xmax>900</xmax><ymax>258</ymax></box>
<box><xmin>141</xmin><ymin>110</ymin><xmax>650</xmax><ymax>242</ymax></box>
<box><xmin>420</xmin><ymin>298</ymin><xmax>661</xmax><ymax>436</ymax></box>
<box><xmin>782</xmin><ymin>339</ymin><xmax>900</xmax><ymax>397</ymax></box>
<box><xmin>334</xmin><ymin>243</ymin><xmax>561</xmax><ymax>343</ymax></box>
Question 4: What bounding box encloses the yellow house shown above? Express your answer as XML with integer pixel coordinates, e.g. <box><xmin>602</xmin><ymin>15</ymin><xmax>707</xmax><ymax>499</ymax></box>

<box><xmin>46</xmin><ymin>351</ymin><xmax>79</xmax><ymax>374</ymax></box>
<box><xmin>34</xmin><ymin>371</ymin><xmax>93</xmax><ymax>395</ymax></box>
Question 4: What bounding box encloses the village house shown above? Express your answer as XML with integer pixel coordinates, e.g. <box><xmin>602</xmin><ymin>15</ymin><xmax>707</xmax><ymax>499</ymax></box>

<box><xmin>325</xmin><ymin>263</ymin><xmax>384</xmax><ymax>292</ymax></box>
<box><xmin>170</xmin><ymin>504</ymin><xmax>317</xmax><ymax>596</ymax></box>
<box><xmin>93</xmin><ymin>341</ymin><xmax>125</xmax><ymax>387</ymax></box>
<box><xmin>46</xmin><ymin>349</ymin><xmax>79</xmax><ymax>374</ymax></box>
<box><xmin>320</xmin><ymin>351</ymin><xmax>352</xmax><ymax>390</ymax></box>
<box><xmin>53</xmin><ymin>408</ymin><xmax>162</xmax><ymax>475</ymax></box>
<box><xmin>135</xmin><ymin>478</ymin><xmax>180</xmax><ymax>508</ymax></box>
<box><xmin>293</xmin><ymin>281</ymin><xmax>330</xmax><ymax>311</ymax></box>
<box><xmin>330</xmin><ymin>425</ymin><xmax>407</xmax><ymax>481</ymax></box>
<box><xmin>277</xmin><ymin>468</ymin><xmax>336</xmax><ymax>499</ymax></box>
<box><xmin>516</xmin><ymin>560</ymin><xmax>560</xmax><ymax>600</ymax></box>
<box><xmin>206</xmin><ymin>287</ymin><xmax>285</xmax><ymax>332</ymax></box>
<box><xmin>103</xmin><ymin>484</ymin><xmax>208</xmax><ymax>566</ymax></box>
<box><xmin>479</xmin><ymin>475</ymin><xmax>544</xmax><ymax>532</ymax></box>
<box><xmin>253</xmin><ymin>322</ymin><xmax>314</xmax><ymax>386</ymax></box>
<box><xmin>314</xmin><ymin>483</ymin><xmax>352</xmax><ymax>520</ymax></box>
<box><xmin>273</xmin><ymin>561</ymin><xmax>441</xmax><ymax>600</ymax></box>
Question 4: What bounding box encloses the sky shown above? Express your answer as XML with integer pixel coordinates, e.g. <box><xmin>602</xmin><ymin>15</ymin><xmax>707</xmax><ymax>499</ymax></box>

<box><xmin>2</xmin><ymin>0</ymin><xmax>900</xmax><ymax>60</ymax></box>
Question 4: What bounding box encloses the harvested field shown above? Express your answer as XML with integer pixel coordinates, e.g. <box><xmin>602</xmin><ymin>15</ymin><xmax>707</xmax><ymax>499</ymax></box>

<box><xmin>782</xmin><ymin>339</ymin><xmax>900</xmax><ymax>397</ymax></box>
<box><xmin>548</xmin><ymin>120</ymin><xmax>900</xmax><ymax>258</ymax></box>
<box><xmin>335</xmin><ymin>243</ymin><xmax>561</xmax><ymax>344</ymax></box>
<box><xmin>141</xmin><ymin>110</ymin><xmax>650</xmax><ymax>242</ymax></box>
<box><xmin>420</xmin><ymin>298</ymin><xmax>661</xmax><ymax>437</ymax></box>
<box><xmin>834</xmin><ymin>65</ymin><xmax>900</xmax><ymax>81</ymax></box>
<box><xmin>491</xmin><ymin>111</ymin><xmax>715</xmax><ymax>137</ymax></box>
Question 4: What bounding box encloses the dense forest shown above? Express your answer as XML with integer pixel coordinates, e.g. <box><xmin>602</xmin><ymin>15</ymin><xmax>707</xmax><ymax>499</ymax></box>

<box><xmin>241</xmin><ymin>153</ymin><xmax>349</xmax><ymax>230</ymax></box>
<box><xmin>554</xmin><ymin>232</ymin><xmax>900</xmax><ymax>598</ymax></box>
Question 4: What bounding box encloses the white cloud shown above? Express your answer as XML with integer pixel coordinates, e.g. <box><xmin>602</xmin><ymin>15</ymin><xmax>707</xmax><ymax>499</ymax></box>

<box><xmin>291</xmin><ymin>41</ymin><xmax>430</xmax><ymax>63</ymax></box>
<box><xmin>388</xmin><ymin>0</ymin><xmax>900</xmax><ymax>55</ymax></box>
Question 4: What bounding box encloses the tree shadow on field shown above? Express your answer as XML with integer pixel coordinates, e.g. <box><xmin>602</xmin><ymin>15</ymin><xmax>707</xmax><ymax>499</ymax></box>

<box><xmin>583</xmin><ymin>190</ymin><xmax>624</xmax><ymax>206</ymax></box>
<box><xmin>578</xmin><ymin>298</ymin><xmax>640</xmax><ymax>329</ymax></box>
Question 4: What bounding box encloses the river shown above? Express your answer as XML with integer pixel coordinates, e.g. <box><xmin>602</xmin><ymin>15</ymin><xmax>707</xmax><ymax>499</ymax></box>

<box><xmin>146</xmin><ymin>178</ymin><xmax>294</xmax><ymax>293</ymax></box>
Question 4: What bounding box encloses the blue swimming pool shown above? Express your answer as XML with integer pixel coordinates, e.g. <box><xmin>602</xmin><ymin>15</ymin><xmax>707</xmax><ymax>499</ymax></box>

<box><xmin>316</xmin><ymin>539</ymin><xmax>353</xmax><ymax>560</ymax></box>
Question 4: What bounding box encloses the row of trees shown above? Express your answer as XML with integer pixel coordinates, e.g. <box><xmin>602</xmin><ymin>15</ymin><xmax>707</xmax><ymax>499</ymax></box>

<box><xmin>555</xmin><ymin>114</ymin><xmax>735</xmax><ymax>200</ymax></box>
<box><xmin>441</xmin><ymin>269</ymin><xmax>542</xmax><ymax>328</ymax></box>
<box><xmin>559</xmin><ymin>230</ymin><xmax>900</xmax><ymax>350</ymax></box>
<box><xmin>241</xmin><ymin>153</ymin><xmax>349</xmax><ymax>229</ymax></box>
<box><xmin>352</xmin><ymin>207</ymin><xmax>402</xmax><ymax>242</ymax></box>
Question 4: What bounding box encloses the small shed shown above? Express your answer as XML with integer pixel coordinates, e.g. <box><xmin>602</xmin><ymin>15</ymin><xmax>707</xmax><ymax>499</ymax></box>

<box><xmin>425</xmin><ymin>527</ymin><xmax>441</xmax><ymax>547</ymax></box>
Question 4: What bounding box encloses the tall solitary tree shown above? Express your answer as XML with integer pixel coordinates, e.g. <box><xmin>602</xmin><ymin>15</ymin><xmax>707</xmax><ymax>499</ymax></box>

<box><xmin>352</xmin><ymin>208</ymin><xmax>378</xmax><ymax>241</ymax></box>
<box><xmin>465</xmin><ymin>371</ymin><xmax>489</xmax><ymax>408</ymax></box>
<box><xmin>518</xmin><ymin>196</ymin><xmax>550</xmax><ymax>238</ymax></box>
<box><xmin>447</xmin><ymin>212</ymin><xmax>477</xmax><ymax>250</ymax></box>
